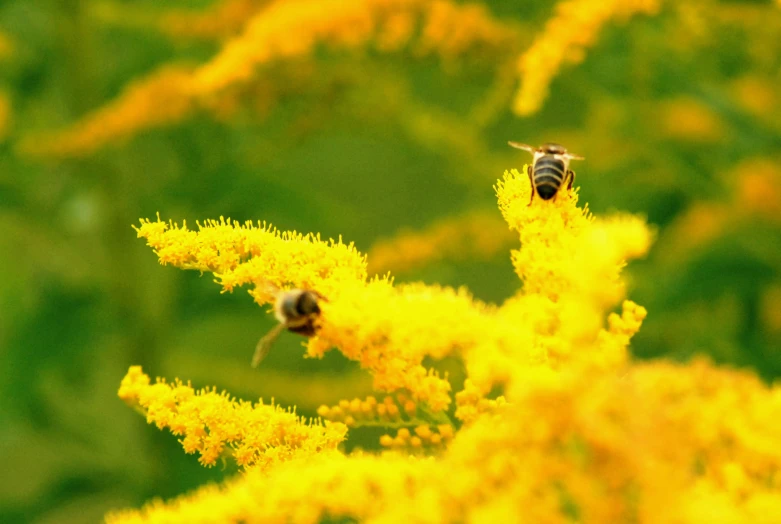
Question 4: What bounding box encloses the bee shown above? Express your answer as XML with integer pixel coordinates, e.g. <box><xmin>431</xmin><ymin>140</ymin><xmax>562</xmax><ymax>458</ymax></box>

<box><xmin>252</xmin><ymin>289</ymin><xmax>324</xmax><ymax>367</ymax></box>
<box><xmin>508</xmin><ymin>142</ymin><xmax>584</xmax><ymax>205</ymax></box>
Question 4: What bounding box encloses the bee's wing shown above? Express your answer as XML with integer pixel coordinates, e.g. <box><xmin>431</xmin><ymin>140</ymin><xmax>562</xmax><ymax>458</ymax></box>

<box><xmin>507</xmin><ymin>141</ymin><xmax>537</xmax><ymax>153</ymax></box>
<box><xmin>252</xmin><ymin>323</ymin><xmax>286</xmax><ymax>368</ymax></box>
<box><xmin>565</xmin><ymin>153</ymin><xmax>585</xmax><ymax>160</ymax></box>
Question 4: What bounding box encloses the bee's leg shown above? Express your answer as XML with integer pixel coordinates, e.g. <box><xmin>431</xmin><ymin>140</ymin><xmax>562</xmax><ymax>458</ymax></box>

<box><xmin>526</xmin><ymin>165</ymin><xmax>535</xmax><ymax>206</ymax></box>
<box><xmin>566</xmin><ymin>170</ymin><xmax>576</xmax><ymax>191</ymax></box>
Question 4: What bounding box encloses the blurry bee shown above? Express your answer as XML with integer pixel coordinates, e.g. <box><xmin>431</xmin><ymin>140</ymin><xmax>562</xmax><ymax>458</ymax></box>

<box><xmin>252</xmin><ymin>289</ymin><xmax>324</xmax><ymax>367</ymax></box>
<box><xmin>508</xmin><ymin>142</ymin><xmax>584</xmax><ymax>205</ymax></box>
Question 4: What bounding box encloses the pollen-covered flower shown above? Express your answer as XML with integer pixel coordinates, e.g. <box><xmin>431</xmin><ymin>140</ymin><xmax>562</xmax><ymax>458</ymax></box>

<box><xmin>495</xmin><ymin>168</ymin><xmax>652</xmax><ymax>370</ymax></box>
<box><xmin>119</xmin><ymin>366</ymin><xmax>346</xmax><ymax>469</ymax></box>
<box><xmin>133</xmin><ymin>165</ymin><xmax>651</xmax><ymax>412</ymax></box>
<box><xmin>133</xmin><ymin>214</ymin><xmax>367</xmax><ymax>305</ymax></box>
<box><xmin>110</xmin><ymin>153</ymin><xmax>781</xmax><ymax>522</ymax></box>
<box><xmin>107</xmin><ymin>359</ymin><xmax>781</xmax><ymax>523</ymax></box>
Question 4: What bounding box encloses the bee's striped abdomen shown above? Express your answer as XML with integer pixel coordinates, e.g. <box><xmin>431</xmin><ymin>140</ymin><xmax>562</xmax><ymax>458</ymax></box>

<box><xmin>533</xmin><ymin>156</ymin><xmax>565</xmax><ymax>200</ymax></box>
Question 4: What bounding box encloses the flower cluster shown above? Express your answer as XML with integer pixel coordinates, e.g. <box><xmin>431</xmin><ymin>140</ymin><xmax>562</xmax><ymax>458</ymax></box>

<box><xmin>379</xmin><ymin>424</ymin><xmax>454</xmax><ymax>451</ymax></box>
<box><xmin>133</xmin><ymin>168</ymin><xmax>650</xmax><ymax>417</ymax></box>
<box><xmin>454</xmin><ymin>379</ymin><xmax>508</xmax><ymax>424</ymax></box>
<box><xmin>513</xmin><ymin>0</ymin><xmax>660</xmax><ymax>115</ymax></box>
<box><xmin>190</xmin><ymin>0</ymin><xmax>515</xmax><ymax>95</ymax></box>
<box><xmin>316</xmin><ymin>393</ymin><xmax>418</xmax><ymax>428</ymax></box>
<box><xmin>26</xmin><ymin>0</ymin><xmax>516</xmax><ymax>158</ymax></box>
<box><xmin>133</xmin><ymin>214</ymin><xmax>367</xmax><ymax>305</ymax></box>
<box><xmin>108</xmin><ymin>162</ymin><xmax>781</xmax><ymax>522</ymax></box>
<box><xmin>20</xmin><ymin>66</ymin><xmax>195</xmax><ymax>158</ymax></box>
<box><xmin>119</xmin><ymin>366</ymin><xmax>346</xmax><ymax>469</ymax></box>
<box><xmin>108</xmin><ymin>359</ymin><xmax>781</xmax><ymax>523</ymax></box>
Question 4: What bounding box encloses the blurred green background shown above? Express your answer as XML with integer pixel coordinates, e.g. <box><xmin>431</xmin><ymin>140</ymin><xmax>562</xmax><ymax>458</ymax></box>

<box><xmin>1</xmin><ymin>0</ymin><xmax>780</xmax><ymax>521</ymax></box>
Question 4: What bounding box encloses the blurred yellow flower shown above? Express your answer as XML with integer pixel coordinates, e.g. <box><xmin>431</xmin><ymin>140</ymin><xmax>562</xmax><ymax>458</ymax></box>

<box><xmin>0</xmin><ymin>89</ymin><xmax>11</xmax><ymax>142</ymax></box>
<box><xmin>192</xmin><ymin>0</ymin><xmax>514</xmax><ymax>95</ymax></box>
<box><xmin>20</xmin><ymin>66</ymin><xmax>195</xmax><ymax>158</ymax></box>
<box><xmin>513</xmin><ymin>0</ymin><xmax>660</xmax><ymax>116</ymax></box>
<box><xmin>730</xmin><ymin>75</ymin><xmax>778</xmax><ymax>122</ymax></box>
<box><xmin>734</xmin><ymin>159</ymin><xmax>781</xmax><ymax>220</ymax></box>
<box><xmin>28</xmin><ymin>0</ymin><xmax>516</xmax><ymax>158</ymax></box>
<box><xmin>658</xmin><ymin>97</ymin><xmax>726</xmax><ymax>143</ymax></box>
<box><xmin>367</xmin><ymin>210</ymin><xmax>515</xmax><ymax>275</ymax></box>
<box><xmin>162</xmin><ymin>0</ymin><xmax>271</xmax><ymax>40</ymax></box>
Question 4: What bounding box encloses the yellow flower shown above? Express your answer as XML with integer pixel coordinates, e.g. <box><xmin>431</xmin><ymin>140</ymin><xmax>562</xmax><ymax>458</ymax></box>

<box><xmin>454</xmin><ymin>378</ymin><xmax>507</xmax><ymax>423</ymax></box>
<box><xmin>192</xmin><ymin>0</ymin><xmax>514</xmax><ymax>95</ymax></box>
<box><xmin>161</xmin><ymin>0</ymin><xmax>270</xmax><ymax>41</ymax></box>
<box><xmin>111</xmin><ymin>160</ymin><xmax>781</xmax><ymax>522</ymax></box>
<box><xmin>658</xmin><ymin>97</ymin><xmax>727</xmax><ymax>143</ymax></box>
<box><xmin>119</xmin><ymin>366</ymin><xmax>346</xmax><ymax>469</ymax></box>
<box><xmin>496</xmin><ymin>168</ymin><xmax>652</xmax><ymax>367</ymax></box>
<box><xmin>367</xmin><ymin>210</ymin><xmax>515</xmax><ymax>275</ymax></box>
<box><xmin>133</xmin><ymin>166</ymin><xmax>651</xmax><ymax>412</ymax></box>
<box><xmin>27</xmin><ymin>0</ymin><xmax>516</xmax><ymax>158</ymax></box>
<box><xmin>513</xmin><ymin>0</ymin><xmax>660</xmax><ymax>116</ymax></box>
<box><xmin>19</xmin><ymin>65</ymin><xmax>195</xmax><ymax>158</ymax></box>
<box><xmin>133</xmin><ymin>214</ymin><xmax>367</xmax><ymax>305</ymax></box>
<box><xmin>107</xmin><ymin>360</ymin><xmax>781</xmax><ymax>523</ymax></box>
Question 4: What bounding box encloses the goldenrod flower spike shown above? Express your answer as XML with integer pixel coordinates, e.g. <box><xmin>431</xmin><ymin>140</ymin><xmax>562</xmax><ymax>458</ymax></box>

<box><xmin>161</xmin><ymin>0</ymin><xmax>272</xmax><ymax>41</ymax></box>
<box><xmin>495</xmin><ymin>167</ymin><xmax>652</xmax><ymax>370</ymax></box>
<box><xmin>24</xmin><ymin>0</ymin><xmax>517</xmax><ymax>158</ymax></box>
<box><xmin>134</xmin><ymin>167</ymin><xmax>651</xmax><ymax>410</ymax></box>
<box><xmin>108</xmin><ymin>360</ymin><xmax>781</xmax><ymax>523</ymax></box>
<box><xmin>19</xmin><ymin>66</ymin><xmax>196</xmax><ymax>158</ymax></box>
<box><xmin>119</xmin><ymin>366</ymin><xmax>347</xmax><ymax>469</ymax></box>
<box><xmin>305</xmin><ymin>277</ymin><xmax>542</xmax><ymax>411</ymax></box>
<box><xmin>133</xmin><ymin>214</ymin><xmax>367</xmax><ymax>304</ymax></box>
<box><xmin>193</xmin><ymin>0</ymin><xmax>515</xmax><ymax>95</ymax></box>
<box><xmin>513</xmin><ymin>0</ymin><xmax>660</xmax><ymax>116</ymax></box>
<box><xmin>134</xmin><ymin>215</ymin><xmax>534</xmax><ymax>409</ymax></box>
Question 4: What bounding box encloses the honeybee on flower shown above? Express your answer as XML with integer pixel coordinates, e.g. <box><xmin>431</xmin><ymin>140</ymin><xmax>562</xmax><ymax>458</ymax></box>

<box><xmin>252</xmin><ymin>288</ymin><xmax>325</xmax><ymax>367</ymax></box>
<box><xmin>508</xmin><ymin>141</ymin><xmax>584</xmax><ymax>205</ymax></box>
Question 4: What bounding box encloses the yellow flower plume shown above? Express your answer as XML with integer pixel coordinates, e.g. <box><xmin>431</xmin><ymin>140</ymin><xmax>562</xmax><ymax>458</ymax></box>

<box><xmin>133</xmin><ymin>167</ymin><xmax>651</xmax><ymax>413</ymax></box>
<box><xmin>495</xmin><ymin>168</ymin><xmax>652</xmax><ymax>369</ymax></box>
<box><xmin>192</xmin><ymin>0</ymin><xmax>515</xmax><ymax>95</ymax></box>
<box><xmin>133</xmin><ymin>214</ymin><xmax>367</xmax><ymax>305</ymax></box>
<box><xmin>108</xmin><ymin>360</ymin><xmax>781</xmax><ymax>523</ymax></box>
<box><xmin>513</xmin><ymin>0</ymin><xmax>661</xmax><ymax>116</ymax></box>
<box><xmin>26</xmin><ymin>0</ymin><xmax>517</xmax><ymax>159</ymax></box>
<box><xmin>119</xmin><ymin>366</ymin><xmax>346</xmax><ymax>469</ymax></box>
<box><xmin>111</xmin><ymin>162</ymin><xmax>781</xmax><ymax>522</ymax></box>
<box><xmin>19</xmin><ymin>66</ymin><xmax>196</xmax><ymax>158</ymax></box>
